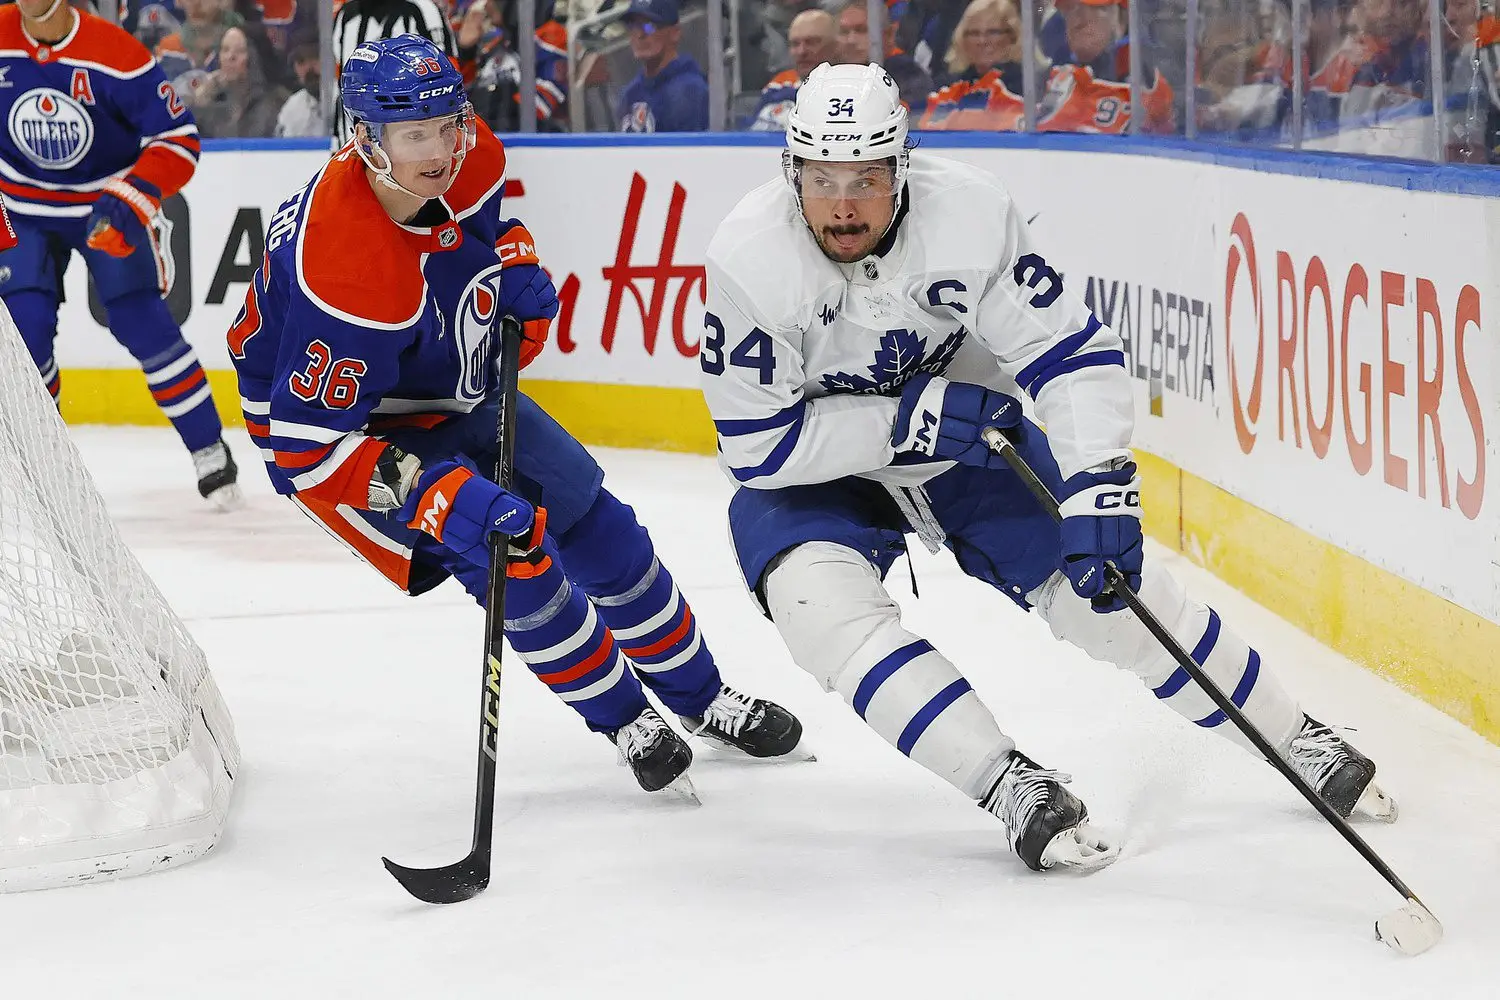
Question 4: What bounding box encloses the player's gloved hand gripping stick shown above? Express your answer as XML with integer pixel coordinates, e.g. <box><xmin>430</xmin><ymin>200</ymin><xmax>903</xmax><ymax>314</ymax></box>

<box><xmin>980</xmin><ymin>425</ymin><xmax>1442</xmax><ymax>957</ymax></box>
<box><xmin>382</xmin><ymin>315</ymin><xmax>527</xmax><ymax>903</ymax></box>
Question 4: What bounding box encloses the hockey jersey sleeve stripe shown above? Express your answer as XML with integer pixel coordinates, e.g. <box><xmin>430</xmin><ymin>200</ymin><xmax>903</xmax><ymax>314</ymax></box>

<box><xmin>896</xmin><ymin>678</ymin><xmax>974</xmax><ymax>755</ymax></box>
<box><xmin>1025</xmin><ymin>349</ymin><xmax>1126</xmax><ymax>397</ymax></box>
<box><xmin>1152</xmin><ymin>608</ymin><xmax>1220</xmax><ymax>699</ymax></box>
<box><xmin>714</xmin><ymin>401</ymin><xmax>804</xmax><ymax>437</ymax></box>
<box><xmin>727</xmin><ymin>408</ymin><xmax>806</xmax><ymax>483</ymax></box>
<box><xmin>0</xmin><ymin>178</ymin><xmax>96</xmax><ymax>204</ymax></box>
<box><xmin>131</xmin><ymin>143</ymin><xmax>197</xmax><ymax>201</ymax></box>
<box><xmin>1014</xmin><ymin>314</ymin><xmax>1107</xmax><ymax>395</ymax></box>
<box><xmin>270</xmin><ymin>417</ymin><xmax>348</xmax><ymax>444</ymax></box>
<box><xmin>852</xmin><ymin>639</ymin><xmax>935</xmax><ymax>717</ymax></box>
<box><xmin>275</xmin><ymin>442</ymin><xmax>337</xmax><ymax>470</ymax></box>
<box><xmin>292</xmin><ymin>436</ymin><xmax>387</xmax><ymax>506</ymax></box>
<box><xmin>1193</xmin><ymin>650</ymin><xmax>1261</xmax><ymax>728</ymax></box>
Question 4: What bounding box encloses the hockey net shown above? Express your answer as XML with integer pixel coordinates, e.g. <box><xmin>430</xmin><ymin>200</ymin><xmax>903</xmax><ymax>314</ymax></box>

<box><xmin>0</xmin><ymin>306</ymin><xmax>238</xmax><ymax>891</ymax></box>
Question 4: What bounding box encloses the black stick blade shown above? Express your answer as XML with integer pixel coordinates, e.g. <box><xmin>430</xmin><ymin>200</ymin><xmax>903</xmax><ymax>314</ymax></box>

<box><xmin>381</xmin><ymin>854</ymin><xmax>490</xmax><ymax>904</ymax></box>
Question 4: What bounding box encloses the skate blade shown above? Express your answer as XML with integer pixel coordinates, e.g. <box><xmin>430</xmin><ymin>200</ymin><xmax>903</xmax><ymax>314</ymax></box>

<box><xmin>205</xmin><ymin>483</ymin><xmax>245</xmax><ymax>512</ymax></box>
<box><xmin>1039</xmin><ymin>822</ymin><xmax>1119</xmax><ymax>873</ymax></box>
<box><xmin>655</xmin><ymin>773</ymin><xmax>701</xmax><ymax>806</ymax></box>
<box><xmin>1354</xmin><ymin>781</ymin><xmax>1398</xmax><ymax>824</ymax></box>
<box><xmin>696</xmin><ymin>733</ymin><xmax>817</xmax><ymax>763</ymax></box>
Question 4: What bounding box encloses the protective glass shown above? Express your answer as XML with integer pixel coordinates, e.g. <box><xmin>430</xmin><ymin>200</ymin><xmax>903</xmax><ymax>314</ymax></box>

<box><xmin>797</xmin><ymin>163</ymin><xmax>898</xmax><ymax>200</ymax></box>
<box><xmin>375</xmin><ymin>107</ymin><xmax>477</xmax><ymax>164</ymax></box>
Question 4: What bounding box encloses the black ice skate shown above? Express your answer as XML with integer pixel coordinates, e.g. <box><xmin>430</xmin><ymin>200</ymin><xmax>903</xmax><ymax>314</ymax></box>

<box><xmin>608</xmin><ymin>706</ymin><xmax>696</xmax><ymax>799</ymax></box>
<box><xmin>1286</xmin><ymin>715</ymin><xmax>1397</xmax><ymax>822</ymax></box>
<box><xmin>192</xmin><ymin>437</ymin><xmax>243</xmax><ymax>511</ymax></box>
<box><xmin>980</xmin><ymin>751</ymin><xmax>1118</xmax><ymax>873</ymax></box>
<box><xmin>679</xmin><ymin>684</ymin><xmax>812</xmax><ymax>760</ymax></box>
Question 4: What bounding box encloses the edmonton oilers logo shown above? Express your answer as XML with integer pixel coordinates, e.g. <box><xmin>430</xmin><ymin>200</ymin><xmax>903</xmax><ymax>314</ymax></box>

<box><xmin>454</xmin><ymin>263</ymin><xmax>506</xmax><ymax>401</ymax></box>
<box><xmin>8</xmin><ymin>89</ymin><xmax>94</xmax><ymax>170</ymax></box>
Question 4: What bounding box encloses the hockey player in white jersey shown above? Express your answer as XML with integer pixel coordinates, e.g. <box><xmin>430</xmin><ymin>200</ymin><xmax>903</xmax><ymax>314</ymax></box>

<box><xmin>700</xmin><ymin>63</ymin><xmax>1398</xmax><ymax>873</ymax></box>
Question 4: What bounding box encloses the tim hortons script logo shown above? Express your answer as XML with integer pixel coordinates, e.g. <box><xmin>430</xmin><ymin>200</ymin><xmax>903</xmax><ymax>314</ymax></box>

<box><xmin>549</xmin><ymin>173</ymin><xmax>705</xmax><ymax>359</ymax></box>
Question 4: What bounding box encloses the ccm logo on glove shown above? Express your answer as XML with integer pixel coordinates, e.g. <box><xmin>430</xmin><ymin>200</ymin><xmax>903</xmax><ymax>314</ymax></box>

<box><xmin>1092</xmin><ymin>489</ymin><xmax>1140</xmax><ymax>511</ymax></box>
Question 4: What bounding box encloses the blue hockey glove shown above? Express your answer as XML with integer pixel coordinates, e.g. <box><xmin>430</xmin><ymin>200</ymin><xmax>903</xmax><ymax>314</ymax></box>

<box><xmin>1057</xmin><ymin>461</ymin><xmax>1143</xmax><ymax>614</ymax></box>
<box><xmin>399</xmin><ymin>458</ymin><xmax>537</xmax><ymax>568</ymax></box>
<box><xmin>86</xmin><ymin>177</ymin><xmax>162</xmax><ymax>259</ymax></box>
<box><xmin>891</xmin><ymin>373</ymin><xmax>1023</xmax><ymax>469</ymax></box>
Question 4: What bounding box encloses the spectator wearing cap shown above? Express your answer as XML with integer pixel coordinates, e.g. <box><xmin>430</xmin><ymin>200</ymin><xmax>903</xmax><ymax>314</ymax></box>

<box><xmin>1037</xmin><ymin>0</ymin><xmax>1176</xmax><ymax>134</ymax></box>
<box><xmin>835</xmin><ymin>0</ymin><xmax>934</xmax><ymax>112</ymax></box>
<box><xmin>617</xmin><ymin>0</ymin><xmax>711</xmax><ymax>131</ymax></box>
<box><xmin>746</xmin><ymin>8</ymin><xmax>837</xmax><ymax>130</ymax></box>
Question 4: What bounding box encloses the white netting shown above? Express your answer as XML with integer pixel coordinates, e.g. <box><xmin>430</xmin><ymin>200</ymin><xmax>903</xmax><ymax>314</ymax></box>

<box><xmin>0</xmin><ymin>305</ymin><xmax>238</xmax><ymax>891</ymax></box>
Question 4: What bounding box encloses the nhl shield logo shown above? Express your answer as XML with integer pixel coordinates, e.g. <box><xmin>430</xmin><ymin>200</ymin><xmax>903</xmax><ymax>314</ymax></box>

<box><xmin>438</xmin><ymin>227</ymin><xmax>458</xmax><ymax>248</ymax></box>
<box><xmin>8</xmin><ymin>88</ymin><xmax>94</xmax><ymax>170</ymax></box>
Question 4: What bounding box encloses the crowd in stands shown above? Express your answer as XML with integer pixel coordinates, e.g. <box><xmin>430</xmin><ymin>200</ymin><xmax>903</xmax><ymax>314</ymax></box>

<box><xmin>88</xmin><ymin>0</ymin><xmax>1500</xmax><ymax>161</ymax></box>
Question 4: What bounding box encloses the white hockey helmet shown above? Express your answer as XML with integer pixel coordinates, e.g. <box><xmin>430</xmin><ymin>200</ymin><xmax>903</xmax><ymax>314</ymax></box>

<box><xmin>783</xmin><ymin>62</ymin><xmax>910</xmax><ymax>196</ymax></box>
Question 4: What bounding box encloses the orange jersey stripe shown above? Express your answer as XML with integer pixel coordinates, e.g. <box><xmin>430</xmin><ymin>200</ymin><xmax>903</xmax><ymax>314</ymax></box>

<box><xmin>275</xmin><ymin>442</ymin><xmax>336</xmax><ymax>470</ymax></box>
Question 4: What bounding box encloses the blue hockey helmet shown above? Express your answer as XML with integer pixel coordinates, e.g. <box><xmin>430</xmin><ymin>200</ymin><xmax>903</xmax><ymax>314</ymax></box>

<box><xmin>341</xmin><ymin>34</ymin><xmax>468</xmax><ymax>127</ymax></box>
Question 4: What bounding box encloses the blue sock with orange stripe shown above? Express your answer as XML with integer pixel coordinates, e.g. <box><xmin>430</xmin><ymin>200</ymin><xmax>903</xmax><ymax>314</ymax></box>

<box><xmin>504</xmin><ymin>534</ymin><xmax>650</xmax><ymax>734</ymax></box>
<box><xmin>557</xmin><ymin>489</ymin><xmax>721</xmax><ymax>718</ymax></box>
<box><xmin>108</xmin><ymin>292</ymin><xmax>221</xmax><ymax>452</ymax></box>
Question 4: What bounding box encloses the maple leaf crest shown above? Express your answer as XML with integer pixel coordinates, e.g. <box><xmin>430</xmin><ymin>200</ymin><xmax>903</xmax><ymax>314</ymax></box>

<box><xmin>820</xmin><ymin>327</ymin><xmax>964</xmax><ymax>396</ymax></box>
<box><xmin>917</xmin><ymin>327</ymin><xmax>967</xmax><ymax>377</ymax></box>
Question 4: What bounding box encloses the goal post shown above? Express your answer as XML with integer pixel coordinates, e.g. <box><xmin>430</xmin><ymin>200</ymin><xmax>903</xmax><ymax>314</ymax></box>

<box><xmin>0</xmin><ymin>305</ymin><xmax>238</xmax><ymax>891</ymax></box>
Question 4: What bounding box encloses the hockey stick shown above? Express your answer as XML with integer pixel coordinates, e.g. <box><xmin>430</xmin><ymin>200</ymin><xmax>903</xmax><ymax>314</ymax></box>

<box><xmin>980</xmin><ymin>427</ymin><xmax>1442</xmax><ymax>956</ymax></box>
<box><xmin>382</xmin><ymin>314</ymin><xmax>525</xmax><ymax>904</ymax></box>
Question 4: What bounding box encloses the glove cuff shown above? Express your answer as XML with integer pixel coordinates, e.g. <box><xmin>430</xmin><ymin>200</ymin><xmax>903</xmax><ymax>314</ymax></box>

<box><xmin>891</xmin><ymin>373</ymin><xmax>948</xmax><ymax>454</ymax></box>
<box><xmin>100</xmin><ymin>177</ymin><xmax>161</xmax><ymax>223</ymax></box>
<box><xmin>497</xmin><ymin>221</ymin><xmax>540</xmax><ymax>267</ymax></box>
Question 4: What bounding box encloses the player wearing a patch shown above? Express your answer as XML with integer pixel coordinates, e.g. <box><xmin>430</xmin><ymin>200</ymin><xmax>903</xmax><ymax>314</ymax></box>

<box><xmin>228</xmin><ymin>35</ymin><xmax>806</xmax><ymax>797</ymax></box>
<box><xmin>0</xmin><ymin>0</ymin><xmax>240</xmax><ymax>508</ymax></box>
<box><xmin>701</xmin><ymin>63</ymin><xmax>1397</xmax><ymax>873</ymax></box>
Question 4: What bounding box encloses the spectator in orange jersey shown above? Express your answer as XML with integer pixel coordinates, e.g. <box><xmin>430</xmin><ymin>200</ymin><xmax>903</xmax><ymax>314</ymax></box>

<box><xmin>1037</xmin><ymin>0</ymin><xmax>1176</xmax><ymax>134</ymax></box>
<box><xmin>837</xmin><ymin>0</ymin><xmax>935</xmax><ymax>111</ymax></box>
<box><xmin>747</xmin><ymin>8</ymin><xmax>837</xmax><ymax>130</ymax></box>
<box><xmin>918</xmin><ymin>0</ymin><xmax>1024</xmax><ymax>129</ymax></box>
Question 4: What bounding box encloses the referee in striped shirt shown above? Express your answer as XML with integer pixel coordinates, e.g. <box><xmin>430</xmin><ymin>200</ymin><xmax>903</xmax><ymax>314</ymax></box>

<box><xmin>331</xmin><ymin>0</ymin><xmax>459</xmax><ymax>140</ymax></box>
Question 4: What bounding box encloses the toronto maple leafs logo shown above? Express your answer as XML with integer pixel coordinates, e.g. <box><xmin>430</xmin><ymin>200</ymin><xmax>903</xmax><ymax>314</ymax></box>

<box><xmin>819</xmin><ymin>326</ymin><xmax>967</xmax><ymax>395</ymax></box>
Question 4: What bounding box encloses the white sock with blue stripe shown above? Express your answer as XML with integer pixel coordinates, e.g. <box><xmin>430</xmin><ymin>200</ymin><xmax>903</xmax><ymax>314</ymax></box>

<box><xmin>766</xmin><ymin>542</ymin><xmax>1015</xmax><ymax>797</ymax></box>
<box><xmin>1032</xmin><ymin>562</ymin><xmax>1303</xmax><ymax>755</ymax></box>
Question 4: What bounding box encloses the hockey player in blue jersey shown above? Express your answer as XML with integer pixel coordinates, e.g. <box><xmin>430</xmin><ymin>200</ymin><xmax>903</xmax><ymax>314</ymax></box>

<box><xmin>227</xmin><ymin>35</ymin><xmax>806</xmax><ymax>794</ymax></box>
<box><xmin>0</xmin><ymin>0</ymin><xmax>240</xmax><ymax>508</ymax></box>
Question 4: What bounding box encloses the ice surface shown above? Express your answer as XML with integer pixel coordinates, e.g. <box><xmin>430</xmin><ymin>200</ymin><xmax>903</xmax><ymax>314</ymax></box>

<box><xmin>7</xmin><ymin>428</ymin><xmax>1498</xmax><ymax>999</ymax></box>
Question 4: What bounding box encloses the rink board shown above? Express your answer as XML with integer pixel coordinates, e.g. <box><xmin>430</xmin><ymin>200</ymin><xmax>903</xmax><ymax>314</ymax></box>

<box><xmin>50</xmin><ymin>135</ymin><xmax>1500</xmax><ymax>744</ymax></box>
